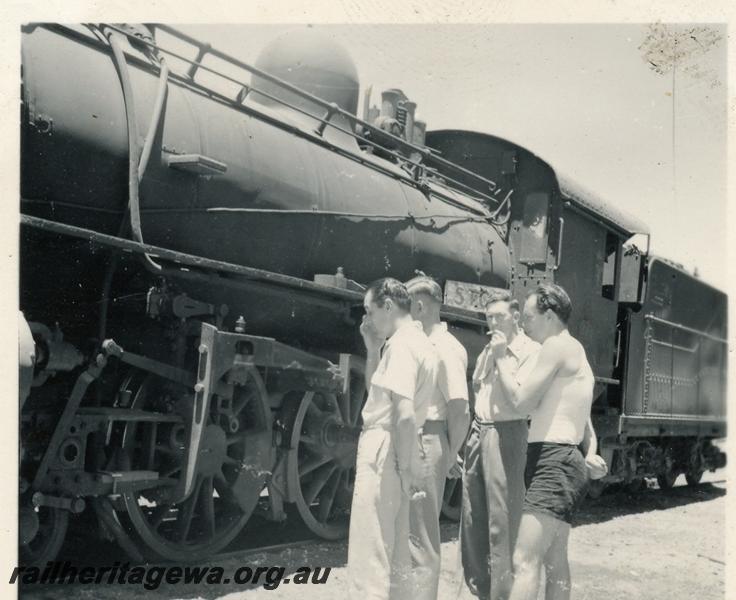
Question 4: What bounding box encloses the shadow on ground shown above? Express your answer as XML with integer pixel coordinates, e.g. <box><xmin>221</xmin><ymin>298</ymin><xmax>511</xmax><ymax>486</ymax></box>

<box><xmin>20</xmin><ymin>507</ymin><xmax>349</xmax><ymax>600</ymax></box>
<box><xmin>573</xmin><ymin>480</ymin><xmax>725</xmax><ymax>527</ymax></box>
<box><xmin>20</xmin><ymin>480</ymin><xmax>725</xmax><ymax>600</ymax></box>
<box><xmin>439</xmin><ymin>479</ymin><xmax>725</xmax><ymax>543</ymax></box>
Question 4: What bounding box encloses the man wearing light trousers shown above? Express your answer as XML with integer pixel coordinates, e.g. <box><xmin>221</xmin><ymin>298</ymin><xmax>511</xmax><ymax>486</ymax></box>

<box><xmin>405</xmin><ymin>276</ymin><xmax>470</xmax><ymax>600</ymax></box>
<box><xmin>347</xmin><ymin>278</ymin><xmax>439</xmax><ymax>600</ymax></box>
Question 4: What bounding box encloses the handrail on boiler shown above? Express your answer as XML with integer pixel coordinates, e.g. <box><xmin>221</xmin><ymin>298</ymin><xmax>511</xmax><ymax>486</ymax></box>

<box><xmin>644</xmin><ymin>314</ymin><xmax>728</xmax><ymax>345</ymax></box>
<box><xmin>91</xmin><ymin>23</ymin><xmax>510</xmax><ymax>215</ymax></box>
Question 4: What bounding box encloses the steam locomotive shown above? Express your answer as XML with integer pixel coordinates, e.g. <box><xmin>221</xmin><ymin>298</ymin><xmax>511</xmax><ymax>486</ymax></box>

<box><xmin>19</xmin><ymin>23</ymin><xmax>727</xmax><ymax>566</ymax></box>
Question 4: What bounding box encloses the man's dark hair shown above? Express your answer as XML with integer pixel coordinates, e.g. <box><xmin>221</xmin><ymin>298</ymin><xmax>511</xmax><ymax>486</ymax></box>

<box><xmin>485</xmin><ymin>289</ymin><xmax>519</xmax><ymax>312</ymax></box>
<box><xmin>366</xmin><ymin>277</ymin><xmax>412</xmax><ymax>312</ymax></box>
<box><xmin>405</xmin><ymin>275</ymin><xmax>443</xmax><ymax>304</ymax></box>
<box><xmin>529</xmin><ymin>283</ymin><xmax>572</xmax><ymax>324</ymax></box>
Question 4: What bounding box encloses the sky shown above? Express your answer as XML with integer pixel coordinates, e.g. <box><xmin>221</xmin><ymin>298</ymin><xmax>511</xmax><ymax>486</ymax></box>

<box><xmin>173</xmin><ymin>23</ymin><xmax>728</xmax><ymax>289</ymax></box>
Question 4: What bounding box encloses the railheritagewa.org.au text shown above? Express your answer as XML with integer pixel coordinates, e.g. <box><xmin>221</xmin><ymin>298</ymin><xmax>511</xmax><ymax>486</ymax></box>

<box><xmin>11</xmin><ymin>561</ymin><xmax>331</xmax><ymax>590</ymax></box>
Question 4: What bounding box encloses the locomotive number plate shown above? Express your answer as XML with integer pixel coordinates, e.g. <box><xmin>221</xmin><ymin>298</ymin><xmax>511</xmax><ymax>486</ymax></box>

<box><xmin>443</xmin><ymin>280</ymin><xmax>509</xmax><ymax>314</ymax></box>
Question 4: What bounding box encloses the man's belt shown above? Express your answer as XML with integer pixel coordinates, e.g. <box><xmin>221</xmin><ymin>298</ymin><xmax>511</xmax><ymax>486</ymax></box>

<box><xmin>420</xmin><ymin>419</ymin><xmax>448</xmax><ymax>434</ymax></box>
<box><xmin>361</xmin><ymin>422</ymin><xmax>393</xmax><ymax>432</ymax></box>
<box><xmin>473</xmin><ymin>415</ymin><xmax>528</xmax><ymax>427</ymax></box>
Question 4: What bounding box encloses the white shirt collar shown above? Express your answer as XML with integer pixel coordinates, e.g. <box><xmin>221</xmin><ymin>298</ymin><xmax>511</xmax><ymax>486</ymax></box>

<box><xmin>507</xmin><ymin>331</ymin><xmax>530</xmax><ymax>358</ymax></box>
<box><xmin>385</xmin><ymin>319</ymin><xmax>422</xmax><ymax>348</ymax></box>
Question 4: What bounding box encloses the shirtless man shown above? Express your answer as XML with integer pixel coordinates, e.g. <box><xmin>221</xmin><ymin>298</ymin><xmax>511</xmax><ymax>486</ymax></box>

<box><xmin>491</xmin><ymin>283</ymin><xmax>607</xmax><ymax>600</ymax></box>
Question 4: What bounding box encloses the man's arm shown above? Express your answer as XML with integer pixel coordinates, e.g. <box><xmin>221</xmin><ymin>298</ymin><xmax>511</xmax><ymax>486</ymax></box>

<box><xmin>446</xmin><ymin>398</ymin><xmax>470</xmax><ymax>468</ymax></box>
<box><xmin>495</xmin><ymin>337</ymin><xmax>564</xmax><ymax>414</ymax></box>
<box><xmin>581</xmin><ymin>417</ymin><xmax>608</xmax><ymax>479</ymax></box>
<box><xmin>580</xmin><ymin>417</ymin><xmax>597</xmax><ymax>456</ymax></box>
<box><xmin>360</xmin><ymin>315</ymin><xmax>385</xmax><ymax>388</ymax></box>
<box><xmin>365</xmin><ymin>349</ymin><xmax>381</xmax><ymax>390</ymax></box>
<box><xmin>370</xmin><ymin>339</ymin><xmax>419</xmax><ymax>495</ymax></box>
<box><xmin>392</xmin><ymin>392</ymin><xmax>417</xmax><ymax>496</ymax></box>
<box><xmin>442</xmin><ymin>346</ymin><xmax>470</xmax><ymax>476</ymax></box>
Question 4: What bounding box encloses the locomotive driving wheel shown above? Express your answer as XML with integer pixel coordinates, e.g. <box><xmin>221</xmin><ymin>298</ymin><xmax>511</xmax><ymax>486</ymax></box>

<box><xmin>286</xmin><ymin>361</ymin><xmax>366</xmax><ymax>539</ymax></box>
<box><xmin>19</xmin><ymin>489</ymin><xmax>69</xmax><ymax>567</ymax></box>
<box><xmin>112</xmin><ymin>368</ymin><xmax>272</xmax><ymax>562</ymax></box>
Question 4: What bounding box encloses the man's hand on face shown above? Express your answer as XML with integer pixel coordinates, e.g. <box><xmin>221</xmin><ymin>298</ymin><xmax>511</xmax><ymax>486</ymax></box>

<box><xmin>360</xmin><ymin>314</ymin><xmax>385</xmax><ymax>353</ymax></box>
<box><xmin>489</xmin><ymin>330</ymin><xmax>508</xmax><ymax>360</ymax></box>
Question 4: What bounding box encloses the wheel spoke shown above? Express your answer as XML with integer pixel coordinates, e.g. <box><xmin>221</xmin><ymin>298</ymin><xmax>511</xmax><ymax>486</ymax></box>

<box><xmin>324</xmin><ymin>394</ymin><xmax>343</xmax><ymax>421</ymax></box>
<box><xmin>350</xmin><ymin>386</ymin><xmax>365</xmax><ymax>427</ymax></box>
<box><xmin>306</xmin><ymin>401</ymin><xmax>328</xmax><ymax>421</ymax></box>
<box><xmin>336</xmin><ymin>469</ymin><xmax>348</xmax><ymax>499</ymax></box>
<box><xmin>160</xmin><ymin>464</ymin><xmax>181</xmax><ymax>479</ymax></box>
<box><xmin>304</xmin><ymin>464</ymin><xmax>337</xmax><ymax>505</ymax></box>
<box><xmin>149</xmin><ymin>504</ymin><xmax>171</xmax><ymax>531</ymax></box>
<box><xmin>214</xmin><ymin>469</ymin><xmax>241</xmax><ymax>506</ymax></box>
<box><xmin>176</xmin><ymin>478</ymin><xmax>202</xmax><ymax>542</ymax></box>
<box><xmin>214</xmin><ymin>469</ymin><xmax>228</xmax><ymax>488</ymax></box>
<box><xmin>317</xmin><ymin>469</ymin><xmax>341</xmax><ymax>522</ymax></box>
<box><xmin>232</xmin><ymin>390</ymin><xmax>255</xmax><ymax>415</ymax></box>
<box><xmin>337</xmin><ymin>391</ymin><xmax>350</xmax><ymax>425</ymax></box>
<box><xmin>199</xmin><ymin>476</ymin><xmax>216</xmax><ymax>539</ymax></box>
<box><xmin>299</xmin><ymin>434</ymin><xmax>323</xmax><ymax>448</ymax></box>
<box><xmin>299</xmin><ymin>453</ymin><xmax>332</xmax><ymax>478</ymax></box>
<box><xmin>143</xmin><ymin>423</ymin><xmax>158</xmax><ymax>470</ymax></box>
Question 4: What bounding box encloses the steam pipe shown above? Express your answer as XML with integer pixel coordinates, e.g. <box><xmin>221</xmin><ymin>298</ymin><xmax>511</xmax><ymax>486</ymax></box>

<box><xmin>100</xmin><ymin>54</ymin><xmax>169</xmax><ymax>340</ymax></box>
<box><xmin>104</xmin><ymin>28</ymin><xmax>161</xmax><ymax>273</ymax></box>
<box><xmin>138</xmin><ymin>58</ymin><xmax>169</xmax><ymax>181</ymax></box>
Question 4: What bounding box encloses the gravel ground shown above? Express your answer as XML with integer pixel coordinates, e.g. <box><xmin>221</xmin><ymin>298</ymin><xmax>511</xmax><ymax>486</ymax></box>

<box><xmin>20</xmin><ymin>471</ymin><xmax>726</xmax><ymax>600</ymax></box>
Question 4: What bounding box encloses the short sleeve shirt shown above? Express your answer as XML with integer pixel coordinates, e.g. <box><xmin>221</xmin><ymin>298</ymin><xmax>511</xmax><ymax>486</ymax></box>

<box><xmin>426</xmin><ymin>322</ymin><xmax>469</xmax><ymax>421</ymax></box>
<box><xmin>472</xmin><ymin>331</ymin><xmax>540</xmax><ymax>422</ymax></box>
<box><xmin>361</xmin><ymin>320</ymin><xmax>439</xmax><ymax>430</ymax></box>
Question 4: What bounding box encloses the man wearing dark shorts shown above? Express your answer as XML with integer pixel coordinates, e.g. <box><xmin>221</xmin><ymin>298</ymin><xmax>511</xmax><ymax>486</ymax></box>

<box><xmin>491</xmin><ymin>283</ymin><xmax>607</xmax><ymax>600</ymax></box>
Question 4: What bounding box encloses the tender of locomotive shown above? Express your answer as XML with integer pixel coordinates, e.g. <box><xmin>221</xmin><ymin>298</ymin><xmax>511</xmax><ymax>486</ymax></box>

<box><xmin>19</xmin><ymin>23</ymin><xmax>727</xmax><ymax>565</ymax></box>
<box><xmin>426</xmin><ymin>131</ymin><xmax>728</xmax><ymax>502</ymax></box>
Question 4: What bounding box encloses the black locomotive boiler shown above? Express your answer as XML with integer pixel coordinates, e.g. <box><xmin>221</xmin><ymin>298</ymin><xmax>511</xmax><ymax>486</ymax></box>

<box><xmin>19</xmin><ymin>23</ymin><xmax>727</xmax><ymax>566</ymax></box>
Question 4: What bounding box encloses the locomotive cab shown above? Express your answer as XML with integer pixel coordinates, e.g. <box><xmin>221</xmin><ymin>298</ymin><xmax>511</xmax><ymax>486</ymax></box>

<box><xmin>425</xmin><ymin>128</ymin><xmax>726</xmax><ymax>492</ymax></box>
<box><xmin>425</xmin><ymin>128</ymin><xmax>650</xmax><ymax>407</ymax></box>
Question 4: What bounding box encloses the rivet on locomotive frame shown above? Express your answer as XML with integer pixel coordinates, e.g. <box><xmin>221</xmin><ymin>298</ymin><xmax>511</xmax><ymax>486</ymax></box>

<box><xmin>18</xmin><ymin>23</ymin><xmax>727</xmax><ymax>566</ymax></box>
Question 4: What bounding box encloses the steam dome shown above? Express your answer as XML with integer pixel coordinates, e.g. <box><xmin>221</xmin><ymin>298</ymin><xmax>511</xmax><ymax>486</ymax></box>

<box><xmin>250</xmin><ymin>28</ymin><xmax>360</xmax><ymax>119</ymax></box>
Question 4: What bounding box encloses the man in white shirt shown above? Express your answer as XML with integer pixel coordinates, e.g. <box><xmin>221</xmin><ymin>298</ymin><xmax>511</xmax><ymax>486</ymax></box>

<box><xmin>460</xmin><ymin>289</ymin><xmax>540</xmax><ymax>600</ymax></box>
<box><xmin>405</xmin><ymin>276</ymin><xmax>470</xmax><ymax>600</ymax></box>
<box><xmin>347</xmin><ymin>278</ymin><xmax>439</xmax><ymax>600</ymax></box>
